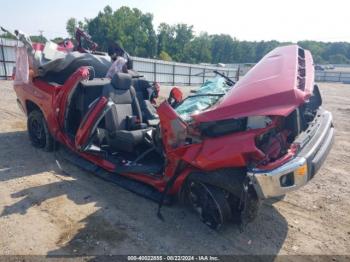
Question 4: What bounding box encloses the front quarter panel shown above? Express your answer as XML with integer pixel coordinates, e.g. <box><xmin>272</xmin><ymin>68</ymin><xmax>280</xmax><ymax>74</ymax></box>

<box><xmin>192</xmin><ymin>130</ymin><xmax>264</xmax><ymax>170</ymax></box>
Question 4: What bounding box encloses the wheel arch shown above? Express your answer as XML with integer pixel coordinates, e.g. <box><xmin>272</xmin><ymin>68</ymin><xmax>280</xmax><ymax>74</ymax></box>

<box><xmin>180</xmin><ymin>168</ymin><xmax>261</xmax><ymax>225</ymax></box>
<box><xmin>25</xmin><ymin>100</ymin><xmax>42</xmax><ymax>116</ymax></box>
<box><xmin>178</xmin><ymin>168</ymin><xmax>247</xmax><ymax>203</ymax></box>
<box><xmin>26</xmin><ymin>101</ymin><xmax>55</xmax><ymax>151</ymax></box>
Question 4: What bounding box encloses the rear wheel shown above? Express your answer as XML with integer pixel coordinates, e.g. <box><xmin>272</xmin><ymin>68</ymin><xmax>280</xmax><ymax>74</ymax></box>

<box><xmin>27</xmin><ymin>110</ymin><xmax>54</xmax><ymax>151</ymax></box>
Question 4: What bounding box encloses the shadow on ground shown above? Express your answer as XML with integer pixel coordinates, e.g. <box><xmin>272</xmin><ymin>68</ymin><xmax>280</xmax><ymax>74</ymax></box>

<box><xmin>0</xmin><ymin>131</ymin><xmax>289</xmax><ymax>256</ymax></box>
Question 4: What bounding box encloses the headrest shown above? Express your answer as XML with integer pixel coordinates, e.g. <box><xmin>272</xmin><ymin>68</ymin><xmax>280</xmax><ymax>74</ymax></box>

<box><xmin>111</xmin><ymin>73</ymin><xmax>132</xmax><ymax>90</ymax></box>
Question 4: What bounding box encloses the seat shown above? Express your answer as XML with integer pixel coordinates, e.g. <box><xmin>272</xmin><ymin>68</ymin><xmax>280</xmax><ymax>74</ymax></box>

<box><xmin>132</xmin><ymin>78</ymin><xmax>153</xmax><ymax>100</ymax></box>
<box><xmin>102</xmin><ymin>73</ymin><xmax>148</xmax><ymax>152</ymax></box>
<box><xmin>77</xmin><ymin>78</ymin><xmax>110</xmax><ymax>116</ymax></box>
<box><xmin>64</xmin><ymin>78</ymin><xmax>110</xmax><ymax>136</ymax></box>
<box><xmin>132</xmin><ymin>78</ymin><xmax>159</xmax><ymax>123</ymax></box>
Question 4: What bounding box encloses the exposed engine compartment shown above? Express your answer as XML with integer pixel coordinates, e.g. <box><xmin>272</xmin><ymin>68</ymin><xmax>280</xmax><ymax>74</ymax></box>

<box><xmin>255</xmin><ymin>85</ymin><xmax>322</xmax><ymax>167</ymax></box>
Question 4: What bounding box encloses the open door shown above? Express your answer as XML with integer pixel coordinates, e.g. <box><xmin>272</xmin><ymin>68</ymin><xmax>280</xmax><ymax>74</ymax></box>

<box><xmin>75</xmin><ymin>96</ymin><xmax>112</xmax><ymax>151</ymax></box>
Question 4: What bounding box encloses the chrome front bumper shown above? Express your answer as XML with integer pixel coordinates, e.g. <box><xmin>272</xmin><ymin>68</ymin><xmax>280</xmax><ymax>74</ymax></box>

<box><xmin>248</xmin><ymin>109</ymin><xmax>334</xmax><ymax>199</ymax></box>
<box><xmin>248</xmin><ymin>157</ymin><xmax>308</xmax><ymax>199</ymax></box>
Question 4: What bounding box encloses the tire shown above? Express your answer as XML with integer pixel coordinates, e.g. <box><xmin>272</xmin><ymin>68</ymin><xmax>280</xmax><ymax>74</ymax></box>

<box><xmin>182</xmin><ymin>170</ymin><xmax>261</xmax><ymax>228</ymax></box>
<box><xmin>185</xmin><ymin>178</ymin><xmax>232</xmax><ymax>230</ymax></box>
<box><xmin>27</xmin><ymin>110</ymin><xmax>54</xmax><ymax>152</ymax></box>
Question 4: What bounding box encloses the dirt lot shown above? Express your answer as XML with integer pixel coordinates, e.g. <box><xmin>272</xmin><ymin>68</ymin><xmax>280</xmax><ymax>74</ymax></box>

<box><xmin>0</xmin><ymin>80</ymin><xmax>349</xmax><ymax>256</ymax></box>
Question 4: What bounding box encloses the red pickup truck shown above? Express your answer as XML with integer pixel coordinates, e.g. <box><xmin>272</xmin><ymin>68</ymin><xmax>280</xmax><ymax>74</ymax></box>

<box><xmin>11</xmin><ymin>31</ymin><xmax>334</xmax><ymax>229</ymax></box>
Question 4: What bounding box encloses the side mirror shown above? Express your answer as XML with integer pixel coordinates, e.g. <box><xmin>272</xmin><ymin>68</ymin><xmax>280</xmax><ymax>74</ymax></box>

<box><xmin>167</xmin><ymin>87</ymin><xmax>183</xmax><ymax>108</ymax></box>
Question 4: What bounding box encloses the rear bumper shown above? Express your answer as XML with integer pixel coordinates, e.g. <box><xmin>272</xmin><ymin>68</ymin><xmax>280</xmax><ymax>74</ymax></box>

<box><xmin>248</xmin><ymin>109</ymin><xmax>334</xmax><ymax>199</ymax></box>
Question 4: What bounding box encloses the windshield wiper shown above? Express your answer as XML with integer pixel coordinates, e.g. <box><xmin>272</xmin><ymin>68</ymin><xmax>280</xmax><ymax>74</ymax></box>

<box><xmin>213</xmin><ymin>70</ymin><xmax>235</xmax><ymax>85</ymax></box>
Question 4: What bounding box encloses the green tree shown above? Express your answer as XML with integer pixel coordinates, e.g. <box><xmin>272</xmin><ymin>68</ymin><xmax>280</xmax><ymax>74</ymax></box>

<box><xmin>159</xmin><ymin>51</ymin><xmax>172</xmax><ymax>61</ymax></box>
<box><xmin>0</xmin><ymin>32</ymin><xmax>16</xmax><ymax>39</ymax></box>
<box><xmin>66</xmin><ymin>18</ymin><xmax>78</xmax><ymax>38</ymax></box>
<box><xmin>298</xmin><ymin>41</ymin><xmax>326</xmax><ymax>64</ymax></box>
<box><xmin>86</xmin><ymin>7</ymin><xmax>113</xmax><ymax>50</ymax></box>
<box><xmin>171</xmin><ymin>24</ymin><xmax>194</xmax><ymax>61</ymax></box>
<box><xmin>328</xmin><ymin>54</ymin><xmax>349</xmax><ymax>64</ymax></box>
<box><xmin>255</xmin><ymin>40</ymin><xmax>281</xmax><ymax>61</ymax></box>
<box><xmin>210</xmin><ymin>34</ymin><xmax>234</xmax><ymax>63</ymax></box>
<box><xmin>65</xmin><ymin>5</ymin><xmax>350</xmax><ymax>64</ymax></box>
<box><xmin>30</xmin><ymin>35</ymin><xmax>47</xmax><ymax>43</ymax></box>
<box><xmin>323</xmin><ymin>42</ymin><xmax>349</xmax><ymax>62</ymax></box>
<box><xmin>157</xmin><ymin>23</ymin><xmax>175</xmax><ymax>56</ymax></box>
<box><xmin>183</xmin><ymin>33</ymin><xmax>212</xmax><ymax>63</ymax></box>
<box><xmin>86</xmin><ymin>6</ymin><xmax>157</xmax><ymax>57</ymax></box>
<box><xmin>51</xmin><ymin>37</ymin><xmax>64</xmax><ymax>43</ymax></box>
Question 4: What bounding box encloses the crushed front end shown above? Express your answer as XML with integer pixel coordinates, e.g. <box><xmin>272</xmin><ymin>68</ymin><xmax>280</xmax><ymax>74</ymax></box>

<box><xmin>248</xmin><ymin>107</ymin><xmax>334</xmax><ymax>199</ymax></box>
<box><xmin>183</xmin><ymin>45</ymin><xmax>334</xmax><ymax>200</ymax></box>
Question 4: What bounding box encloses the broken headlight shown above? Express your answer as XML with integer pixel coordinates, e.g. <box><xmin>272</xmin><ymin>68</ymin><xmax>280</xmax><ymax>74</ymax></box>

<box><xmin>199</xmin><ymin>116</ymin><xmax>272</xmax><ymax>138</ymax></box>
<box><xmin>199</xmin><ymin>118</ymin><xmax>247</xmax><ymax>137</ymax></box>
<box><xmin>247</xmin><ymin>116</ymin><xmax>272</xmax><ymax>130</ymax></box>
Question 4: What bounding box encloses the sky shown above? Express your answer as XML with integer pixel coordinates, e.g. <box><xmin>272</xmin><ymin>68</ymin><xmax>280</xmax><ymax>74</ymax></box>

<box><xmin>1</xmin><ymin>0</ymin><xmax>350</xmax><ymax>42</ymax></box>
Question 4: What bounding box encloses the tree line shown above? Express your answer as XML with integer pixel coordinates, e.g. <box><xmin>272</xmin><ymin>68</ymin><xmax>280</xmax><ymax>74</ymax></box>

<box><xmin>2</xmin><ymin>5</ymin><xmax>350</xmax><ymax>64</ymax></box>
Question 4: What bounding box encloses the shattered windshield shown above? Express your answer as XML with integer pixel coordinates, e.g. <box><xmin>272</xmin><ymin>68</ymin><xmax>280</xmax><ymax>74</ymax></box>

<box><xmin>175</xmin><ymin>76</ymin><xmax>231</xmax><ymax>121</ymax></box>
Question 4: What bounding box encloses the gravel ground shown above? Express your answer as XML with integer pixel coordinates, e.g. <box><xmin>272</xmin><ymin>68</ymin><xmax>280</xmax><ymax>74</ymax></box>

<box><xmin>0</xmin><ymin>80</ymin><xmax>349</xmax><ymax>256</ymax></box>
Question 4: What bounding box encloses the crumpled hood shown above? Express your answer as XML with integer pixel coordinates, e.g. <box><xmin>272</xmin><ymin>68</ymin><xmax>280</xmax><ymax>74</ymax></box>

<box><xmin>193</xmin><ymin>45</ymin><xmax>314</xmax><ymax>123</ymax></box>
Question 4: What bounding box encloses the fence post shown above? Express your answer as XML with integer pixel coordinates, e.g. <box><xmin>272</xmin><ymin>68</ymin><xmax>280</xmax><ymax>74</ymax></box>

<box><xmin>0</xmin><ymin>38</ymin><xmax>8</xmax><ymax>79</ymax></box>
<box><xmin>172</xmin><ymin>64</ymin><xmax>175</xmax><ymax>86</ymax></box>
<box><xmin>339</xmin><ymin>72</ymin><xmax>342</xmax><ymax>82</ymax></box>
<box><xmin>189</xmin><ymin>66</ymin><xmax>192</xmax><ymax>86</ymax></box>
<box><xmin>202</xmin><ymin>68</ymin><xmax>206</xmax><ymax>84</ymax></box>
<box><xmin>153</xmin><ymin>61</ymin><xmax>157</xmax><ymax>83</ymax></box>
<box><xmin>235</xmin><ymin>66</ymin><xmax>240</xmax><ymax>81</ymax></box>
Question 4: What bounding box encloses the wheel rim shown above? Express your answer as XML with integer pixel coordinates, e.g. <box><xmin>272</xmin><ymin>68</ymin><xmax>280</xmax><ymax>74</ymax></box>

<box><xmin>29</xmin><ymin>118</ymin><xmax>45</xmax><ymax>147</ymax></box>
<box><xmin>188</xmin><ymin>181</ymin><xmax>229</xmax><ymax>229</ymax></box>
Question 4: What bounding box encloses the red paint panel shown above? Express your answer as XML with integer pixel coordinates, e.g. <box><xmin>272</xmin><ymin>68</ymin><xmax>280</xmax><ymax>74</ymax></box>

<box><xmin>194</xmin><ymin>45</ymin><xmax>314</xmax><ymax>122</ymax></box>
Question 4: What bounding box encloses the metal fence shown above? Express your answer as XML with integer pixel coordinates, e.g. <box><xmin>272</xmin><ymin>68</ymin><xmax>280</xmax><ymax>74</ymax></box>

<box><xmin>0</xmin><ymin>37</ymin><xmax>237</xmax><ymax>84</ymax></box>
<box><xmin>0</xmin><ymin>38</ymin><xmax>17</xmax><ymax>79</ymax></box>
<box><xmin>3</xmin><ymin>37</ymin><xmax>350</xmax><ymax>84</ymax></box>
<box><xmin>132</xmin><ymin>57</ymin><xmax>236</xmax><ymax>86</ymax></box>
<box><xmin>315</xmin><ymin>71</ymin><xmax>350</xmax><ymax>83</ymax></box>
